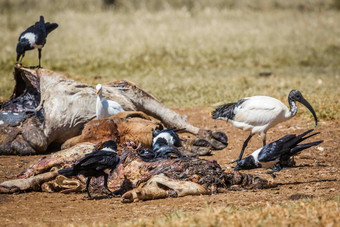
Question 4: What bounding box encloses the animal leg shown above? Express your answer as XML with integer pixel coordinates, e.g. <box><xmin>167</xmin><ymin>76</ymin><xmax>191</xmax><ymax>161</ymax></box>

<box><xmin>110</xmin><ymin>80</ymin><xmax>200</xmax><ymax>135</ymax></box>
<box><xmin>231</xmin><ymin>134</ymin><xmax>252</xmax><ymax>163</ymax></box>
<box><xmin>121</xmin><ymin>174</ymin><xmax>207</xmax><ymax>203</ymax></box>
<box><xmin>38</xmin><ymin>49</ymin><xmax>42</xmax><ymax>68</ymax></box>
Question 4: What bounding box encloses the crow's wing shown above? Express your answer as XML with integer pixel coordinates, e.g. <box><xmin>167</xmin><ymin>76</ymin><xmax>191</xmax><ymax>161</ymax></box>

<box><xmin>257</xmin><ymin>134</ymin><xmax>296</xmax><ymax>162</ymax></box>
<box><xmin>18</xmin><ymin>25</ymin><xmax>36</xmax><ymax>40</ymax></box>
<box><xmin>257</xmin><ymin>143</ymin><xmax>283</xmax><ymax>162</ymax></box>
<box><xmin>169</xmin><ymin>130</ymin><xmax>182</xmax><ymax>147</ymax></box>
<box><xmin>79</xmin><ymin>151</ymin><xmax>114</xmax><ymax>166</ymax></box>
<box><xmin>95</xmin><ymin>155</ymin><xmax>120</xmax><ymax>171</ymax></box>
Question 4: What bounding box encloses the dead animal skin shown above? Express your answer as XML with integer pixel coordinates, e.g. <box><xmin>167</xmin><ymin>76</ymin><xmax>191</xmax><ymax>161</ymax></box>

<box><xmin>61</xmin><ymin>111</ymin><xmax>164</xmax><ymax>149</ymax></box>
<box><xmin>0</xmin><ymin>66</ymin><xmax>206</xmax><ymax>155</ymax></box>
<box><xmin>0</xmin><ymin>143</ymin><xmax>276</xmax><ymax>202</ymax></box>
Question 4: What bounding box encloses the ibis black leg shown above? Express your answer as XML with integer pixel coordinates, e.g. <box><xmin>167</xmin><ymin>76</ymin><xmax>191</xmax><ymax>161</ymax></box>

<box><xmin>231</xmin><ymin>134</ymin><xmax>252</xmax><ymax>163</ymax></box>
<box><xmin>85</xmin><ymin>177</ymin><xmax>92</xmax><ymax>199</ymax></box>
<box><xmin>38</xmin><ymin>49</ymin><xmax>42</xmax><ymax>68</ymax></box>
<box><xmin>263</xmin><ymin>139</ymin><xmax>266</xmax><ymax>146</ymax></box>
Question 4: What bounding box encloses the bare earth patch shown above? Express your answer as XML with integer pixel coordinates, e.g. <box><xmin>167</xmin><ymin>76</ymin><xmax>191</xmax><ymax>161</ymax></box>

<box><xmin>0</xmin><ymin>107</ymin><xmax>339</xmax><ymax>226</ymax></box>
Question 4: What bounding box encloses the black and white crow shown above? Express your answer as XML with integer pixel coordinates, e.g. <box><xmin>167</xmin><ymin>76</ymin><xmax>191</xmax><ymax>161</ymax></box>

<box><xmin>16</xmin><ymin>16</ymin><xmax>58</xmax><ymax>68</ymax></box>
<box><xmin>152</xmin><ymin>137</ymin><xmax>182</xmax><ymax>159</ymax></box>
<box><xmin>58</xmin><ymin>140</ymin><xmax>120</xmax><ymax>199</ymax></box>
<box><xmin>152</xmin><ymin>128</ymin><xmax>182</xmax><ymax>148</ymax></box>
<box><xmin>234</xmin><ymin>129</ymin><xmax>323</xmax><ymax>172</ymax></box>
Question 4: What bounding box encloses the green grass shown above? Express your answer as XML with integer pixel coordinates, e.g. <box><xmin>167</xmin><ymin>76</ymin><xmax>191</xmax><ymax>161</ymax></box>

<box><xmin>0</xmin><ymin>1</ymin><xmax>339</xmax><ymax>121</ymax></box>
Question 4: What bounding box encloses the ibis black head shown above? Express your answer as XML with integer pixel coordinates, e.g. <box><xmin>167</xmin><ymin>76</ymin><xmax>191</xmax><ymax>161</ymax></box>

<box><xmin>101</xmin><ymin>140</ymin><xmax>118</xmax><ymax>152</ymax></box>
<box><xmin>288</xmin><ymin>89</ymin><xmax>318</xmax><ymax>126</ymax></box>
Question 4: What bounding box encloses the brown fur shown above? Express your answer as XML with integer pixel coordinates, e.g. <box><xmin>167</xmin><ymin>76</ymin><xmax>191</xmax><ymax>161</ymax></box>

<box><xmin>62</xmin><ymin>111</ymin><xmax>164</xmax><ymax>149</ymax></box>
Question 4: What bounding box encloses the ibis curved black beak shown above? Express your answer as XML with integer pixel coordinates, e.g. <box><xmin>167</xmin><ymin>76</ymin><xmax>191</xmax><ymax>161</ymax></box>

<box><xmin>299</xmin><ymin>97</ymin><xmax>318</xmax><ymax>126</ymax></box>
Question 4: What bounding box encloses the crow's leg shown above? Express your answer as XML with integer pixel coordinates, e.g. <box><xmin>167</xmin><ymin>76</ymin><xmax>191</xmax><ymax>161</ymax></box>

<box><xmin>265</xmin><ymin>163</ymin><xmax>283</xmax><ymax>178</ymax></box>
<box><xmin>231</xmin><ymin>134</ymin><xmax>253</xmax><ymax>163</ymax></box>
<box><xmin>38</xmin><ymin>49</ymin><xmax>42</xmax><ymax>68</ymax></box>
<box><xmin>85</xmin><ymin>177</ymin><xmax>92</xmax><ymax>199</ymax></box>
<box><xmin>103</xmin><ymin>173</ymin><xmax>112</xmax><ymax>195</ymax></box>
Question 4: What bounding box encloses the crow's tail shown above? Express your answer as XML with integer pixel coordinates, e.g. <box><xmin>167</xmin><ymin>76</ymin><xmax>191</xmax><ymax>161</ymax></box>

<box><xmin>284</xmin><ymin>129</ymin><xmax>319</xmax><ymax>148</ymax></box>
<box><xmin>45</xmin><ymin>23</ymin><xmax>58</xmax><ymax>34</ymax></box>
<box><xmin>290</xmin><ymin>140</ymin><xmax>323</xmax><ymax>156</ymax></box>
<box><xmin>58</xmin><ymin>167</ymin><xmax>76</xmax><ymax>177</ymax></box>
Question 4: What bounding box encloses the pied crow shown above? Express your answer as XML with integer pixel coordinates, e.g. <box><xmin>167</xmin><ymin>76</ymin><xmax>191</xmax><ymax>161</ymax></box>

<box><xmin>234</xmin><ymin>129</ymin><xmax>323</xmax><ymax>173</ymax></box>
<box><xmin>58</xmin><ymin>140</ymin><xmax>120</xmax><ymax>199</ymax></box>
<box><xmin>152</xmin><ymin>128</ymin><xmax>182</xmax><ymax>148</ymax></box>
<box><xmin>16</xmin><ymin>16</ymin><xmax>58</xmax><ymax>68</ymax></box>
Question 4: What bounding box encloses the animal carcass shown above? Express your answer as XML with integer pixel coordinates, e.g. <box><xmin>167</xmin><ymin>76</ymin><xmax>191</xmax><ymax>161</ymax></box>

<box><xmin>0</xmin><ymin>142</ymin><xmax>276</xmax><ymax>202</ymax></box>
<box><xmin>0</xmin><ymin>66</ymin><xmax>227</xmax><ymax>155</ymax></box>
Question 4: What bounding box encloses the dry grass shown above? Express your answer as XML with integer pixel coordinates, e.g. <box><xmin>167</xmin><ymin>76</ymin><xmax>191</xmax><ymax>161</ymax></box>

<box><xmin>0</xmin><ymin>1</ymin><xmax>339</xmax><ymax>120</ymax></box>
<box><xmin>0</xmin><ymin>2</ymin><xmax>339</xmax><ymax>226</ymax></box>
<box><xmin>82</xmin><ymin>196</ymin><xmax>339</xmax><ymax>226</ymax></box>
<box><xmin>125</xmin><ymin>197</ymin><xmax>340</xmax><ymax>226</ymax></box>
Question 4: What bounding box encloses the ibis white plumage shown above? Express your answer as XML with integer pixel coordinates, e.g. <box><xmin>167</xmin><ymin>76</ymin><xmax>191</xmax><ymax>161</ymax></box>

<box><xmin>212</xmin><ymin>89</ymin><xmax>318</xmax><ymax>163</ymax></box>
<box><xmin>96</xmin><ymin>84</ymin><xmax>124</xmax><ymax>119</ymax></box>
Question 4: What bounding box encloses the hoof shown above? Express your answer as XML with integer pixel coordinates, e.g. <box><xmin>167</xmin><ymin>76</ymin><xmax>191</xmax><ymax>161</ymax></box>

<box><xmin>121</xmin><ymin>192</ymin><xmax>134</xmax><ymax>203</ymax></box>
<box><xmin>193</xmin><ymin>138</ymin><xmax>211</xmax><ymax>147</ymax></box>
<box><xmin>210</xmin><ymin>131</ymin><xmax>228</xmax><ymax>150</ymax></box>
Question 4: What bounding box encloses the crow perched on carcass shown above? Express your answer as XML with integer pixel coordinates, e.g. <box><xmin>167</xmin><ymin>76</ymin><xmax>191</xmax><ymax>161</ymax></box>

<box><xmin>234</xmin><ymin>129</ymin><xmax>323</xmax><ymax>173</ymax></box>
<box><xmin>138</xmin><ymin>128</ymin><xmax>183</xmax><ymax>161</ymax></box>
<box><xmin>138</xmin><ymin>137</ymin><xmax>183</xmax><ymax>161</ymax></box>
<box><xmin>16</xmin><ymin>16</ymin><xmax>58</xmax><ymax>68</ymax></box>
<box><xmin>58</xmin><ymin>140</ymin><xmax>120</xmax><ymax>199</ymax></box>
<box><xmin>152</xmin><ymin>128</ymin><xmax>182</xmax><ymax>147</ymax></box>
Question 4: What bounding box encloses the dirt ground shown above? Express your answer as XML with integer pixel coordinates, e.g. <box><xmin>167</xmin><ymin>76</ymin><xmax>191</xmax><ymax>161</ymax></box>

<box><xmin>0</xmin><ymin>107</ymin><xmax>339</xmax><ymax>226</ymax></box>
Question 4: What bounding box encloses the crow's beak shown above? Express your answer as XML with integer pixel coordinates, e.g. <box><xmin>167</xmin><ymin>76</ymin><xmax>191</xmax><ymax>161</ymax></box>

<box><xmin>299</xmin><ymin>97</ymin><xmax>318</xmax><ymax>126</ymax></box>
<box><xmin>16</xmin><ymin>54</ymin><xmax>21</xmax><ymax>63</ymax></box>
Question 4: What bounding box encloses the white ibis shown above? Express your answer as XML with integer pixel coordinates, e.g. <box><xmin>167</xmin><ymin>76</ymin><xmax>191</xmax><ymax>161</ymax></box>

<box><xmin>16</xmin><ymin>16</ymin><xmax>58</xmax><ymax>68</ymax></box>
<box><xmin>234</xmin><ymin>129</ymin><xmax>323</xmax><ymax>172</ymax></box>
<box><xmin>96</xmin><ymin>84</ymin><xmax>124</xmax><ymax>119</ymax></box>
<box><xmin>212</xmin><ymin>89</ymin><xmax>318</xmax><ymax>163</ymax></box>
<box><xmin>58</xmin><ymin>140</ymin><xmax>120</xmax><ymax>199</ymax></box>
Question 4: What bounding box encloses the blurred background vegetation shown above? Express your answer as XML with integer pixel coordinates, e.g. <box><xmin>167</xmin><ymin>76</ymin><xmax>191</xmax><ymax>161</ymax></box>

<box><xmin>0</xmin><ymin>0</ymin><xmax>339</xmax><ymax>120</ymax></box>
